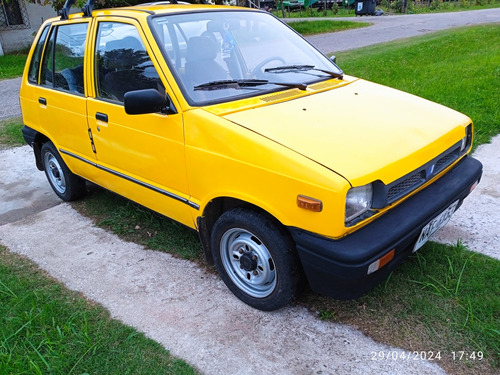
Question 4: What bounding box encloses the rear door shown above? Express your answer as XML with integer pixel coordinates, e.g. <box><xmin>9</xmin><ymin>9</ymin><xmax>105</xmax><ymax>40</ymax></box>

<box><xmin>34</xmin><ymin>19</ymin><xmax>96</xmax><ymax>178</ymax></box>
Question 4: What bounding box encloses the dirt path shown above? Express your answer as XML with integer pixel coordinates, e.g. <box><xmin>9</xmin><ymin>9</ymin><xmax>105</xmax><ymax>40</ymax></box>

<box><xmin>303</xmin><ymin>8</ymin><xmax>500</xmax><ymax>54</ymax></box>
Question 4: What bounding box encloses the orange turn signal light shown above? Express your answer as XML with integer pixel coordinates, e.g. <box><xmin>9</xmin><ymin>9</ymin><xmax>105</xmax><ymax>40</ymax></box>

<box><xmin>367</xmin><ymin>249</ymin><xmax>395</xmax><ymax>275</ymax></box>
<box><xmin>297</xmin><ymin>195</ymin><xmax>323</xmax><ymax>212</ymax></box>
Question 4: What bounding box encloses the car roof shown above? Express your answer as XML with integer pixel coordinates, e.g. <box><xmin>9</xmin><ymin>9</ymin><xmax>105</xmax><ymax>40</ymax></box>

<box><xmin>50</xmin><ymin>3</ymin><xmax>256</xmax><ymax>24</ymax></box>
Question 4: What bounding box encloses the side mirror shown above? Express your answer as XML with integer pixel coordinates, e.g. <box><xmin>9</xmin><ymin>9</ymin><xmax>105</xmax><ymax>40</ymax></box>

<box><xmin>330</xmin><ymin>55</ymin><xmax>337</xmax><ymax>64</ymax></box>
<box><xmin>124</xmin><ymin>89</ymin><xmax>170</xmax><ymax>115</ymax></box>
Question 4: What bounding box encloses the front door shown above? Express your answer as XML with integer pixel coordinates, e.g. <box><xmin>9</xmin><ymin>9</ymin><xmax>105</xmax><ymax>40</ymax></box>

<box><xmin>86</xmin><ymin>19</ymin><xmax>192</xmax><ymax>226</ymax></box>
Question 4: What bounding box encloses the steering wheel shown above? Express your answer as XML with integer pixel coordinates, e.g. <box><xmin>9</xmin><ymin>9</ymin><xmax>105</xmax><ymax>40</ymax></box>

<box><xmin>250</xmin><ymin>57</ymin><xmax>286</xmax><ymax>78</ymax></box>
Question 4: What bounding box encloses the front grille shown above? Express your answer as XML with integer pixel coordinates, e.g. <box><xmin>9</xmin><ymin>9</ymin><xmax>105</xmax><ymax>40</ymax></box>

<box><xmin>387</xmin><ymin>170</ymin><xmax>426</xmax><ymax>202</ymax></box>
<box><xmin>434</xmin><ymin>149</ymin><xmax>459</xmax><ymax>174</ymax></box>
<box><xmin>378</xmin><ymin>141</ymin><xmax>463</xmax><ymax>207</ymax></box>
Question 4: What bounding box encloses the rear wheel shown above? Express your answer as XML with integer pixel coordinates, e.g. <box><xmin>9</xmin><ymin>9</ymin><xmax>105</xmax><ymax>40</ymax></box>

<box><xmin>41</xmin><ymin>141</ymin><xmax>86</xmax><ymax>201</ymax></box>
<box><xmin>211</xmin><ymin>208</ymin><xmax>301</xmax><ymax>311</ymax></box>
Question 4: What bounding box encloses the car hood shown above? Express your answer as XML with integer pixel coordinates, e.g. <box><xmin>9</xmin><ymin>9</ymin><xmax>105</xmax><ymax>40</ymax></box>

<box><xmin>221</xmin><ymin>78</ymin><xmax>471</xmax><ymax>185</ymax></box>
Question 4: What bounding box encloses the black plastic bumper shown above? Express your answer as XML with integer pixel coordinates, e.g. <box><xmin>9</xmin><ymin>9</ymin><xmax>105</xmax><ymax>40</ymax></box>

<box><xmin>22</xmin><ymin>125</ymin><xmax>37</xmax><ymax>147</ymax></box>
<box><xmin>289</xmin><ymin>156</ymin><xmax>483</xmax><ymax>299</ymax></box>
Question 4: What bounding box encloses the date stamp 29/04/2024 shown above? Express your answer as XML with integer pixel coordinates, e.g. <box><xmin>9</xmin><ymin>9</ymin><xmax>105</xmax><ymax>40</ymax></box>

<box><xmin>370</xmin><ymin>351</ymin><xmax>484</xmax><ymax>361</ymax></box>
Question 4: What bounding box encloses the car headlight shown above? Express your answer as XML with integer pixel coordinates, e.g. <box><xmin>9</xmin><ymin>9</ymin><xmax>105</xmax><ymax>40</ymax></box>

<box><xmin>460</xmin><ymin>124</ymin><xmax>473</xmax><ymax>153</ymax></box>
<box><xmin>345</xmin><ymin>184</ymin><xmax>373</xmax><ymax>224</ymax></box>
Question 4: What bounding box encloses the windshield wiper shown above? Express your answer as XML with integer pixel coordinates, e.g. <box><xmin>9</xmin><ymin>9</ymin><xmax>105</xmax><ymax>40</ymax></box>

<box><xmin>193</xmin><ymin>79</ymin><xmax>307</xmax><ymax>91</ymax></box>
<box><xmin>265</xmin><ymin>65</ymin><xmax>343</xmax><ymax>79</ymax></box>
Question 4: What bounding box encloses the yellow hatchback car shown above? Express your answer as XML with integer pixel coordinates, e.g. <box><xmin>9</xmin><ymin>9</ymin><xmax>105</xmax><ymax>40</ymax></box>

<box><xmin>20</xmin><ymin>1</ymin><xmax>483</xmax><ymax>310</ymax></box>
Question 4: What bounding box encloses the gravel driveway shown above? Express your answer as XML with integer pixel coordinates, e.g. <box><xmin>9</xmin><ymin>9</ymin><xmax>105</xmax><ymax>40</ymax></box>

<box><xmin>1</xmin><ymin>9</ymin><xmax>499</xmax><ymax>375</ymax></box>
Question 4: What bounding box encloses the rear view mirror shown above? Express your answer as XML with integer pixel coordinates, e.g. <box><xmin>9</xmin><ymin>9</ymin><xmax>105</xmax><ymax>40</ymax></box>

<box><xmin>124</xmin><ymin>89</ymin><xmax>168</xmax><ymax>115</ymax></box>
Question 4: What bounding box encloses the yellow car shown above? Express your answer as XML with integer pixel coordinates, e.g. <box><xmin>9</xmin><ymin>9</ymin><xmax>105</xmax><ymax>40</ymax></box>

<box><xmin>20</xmin><ymin>1</ymin><xmax>482</xmax><ymax>310</ymax></box>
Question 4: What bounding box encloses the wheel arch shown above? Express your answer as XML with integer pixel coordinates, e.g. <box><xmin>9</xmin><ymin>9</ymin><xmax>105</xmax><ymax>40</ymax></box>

<box><xmin>196</xmin><ymin>196</ymin><xmax>296</xmax><ymax>266</ymax></box>
<box><xmin>33</xmin><ymin>132</ymin><xmax>51</xmax><ymax>171</ymax></box>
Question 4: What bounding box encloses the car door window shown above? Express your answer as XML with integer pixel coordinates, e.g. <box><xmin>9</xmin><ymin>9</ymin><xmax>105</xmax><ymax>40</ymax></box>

<box><xmin>95</xmin><ymin>22</ymin><xmax>164</xmax><ymax>103</ymax></box>
<box><xmin>40</xmin><ymin>28</ymin><xmax>54</xmax><ymax>87</ymax></box>
<box><xmin>40</xmin><ymin>23</ymin><xmax>88</xmax><ymax>95</ymax></box>
<box><xmin>28</xmin><ymin>25</ymin><xmax>49</xmax><ymax>84</ymax></box>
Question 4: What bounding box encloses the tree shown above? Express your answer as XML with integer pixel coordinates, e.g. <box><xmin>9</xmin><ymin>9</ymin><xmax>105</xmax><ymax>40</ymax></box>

<box><xmin>25</xmin><ymin>0</ymin><xmax>160</xmax><ymax>11</ymax></box>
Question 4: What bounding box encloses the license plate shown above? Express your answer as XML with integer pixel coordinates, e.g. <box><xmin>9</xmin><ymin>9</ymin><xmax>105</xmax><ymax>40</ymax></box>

<box><xmin>413</xmin><ymin>200</ymin><xmax>459</xmax><ymax>252</ymax></box>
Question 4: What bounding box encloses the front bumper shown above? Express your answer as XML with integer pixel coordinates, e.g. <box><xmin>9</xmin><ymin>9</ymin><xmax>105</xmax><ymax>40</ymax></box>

<box><xmin>288</xmin><ymin>156</ymin><xmax>483</xmax><ymax>299</ymax></box>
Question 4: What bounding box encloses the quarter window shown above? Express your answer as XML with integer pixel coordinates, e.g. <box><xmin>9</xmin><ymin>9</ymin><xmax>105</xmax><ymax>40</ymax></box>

<box><xmin>40</xmin><ymin>23</ymin><xmax>88</xmax><ymax>95</ymax></box>
<box><xmin>95</xmin><ymin>22</ymin><xmax>164</xmax><ymax>103</ymax></box>
<box><xmin>28</xmin><ymin>26</ymin><xmax>50</xmax><ymax>84</ymax></box>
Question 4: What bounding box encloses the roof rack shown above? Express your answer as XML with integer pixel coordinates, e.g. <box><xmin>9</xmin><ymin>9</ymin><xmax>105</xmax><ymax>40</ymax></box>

<box><xmin>59</xmin><ymin>0</ymin><xmax>75</xmax><ymax>20</ymax></box>
<box><xmin>137</xmin><ymin>1</ymin><xmax>196</xmax><ymax>5</ymax></box>
<box><xmin>82</xmin><ymin>0</ymin><xmax>95</xmax><ymax>17</ymax></box>
<box><xmin>59</xmin><ymin>0</ymin><xmax>95</xmax><ymax>20</ymax></box>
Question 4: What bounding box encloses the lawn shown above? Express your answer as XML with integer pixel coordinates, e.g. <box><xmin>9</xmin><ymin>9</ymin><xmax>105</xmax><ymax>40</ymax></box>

<box><xmin>0</xmin><ymin>53</ymin><xmax>27</xmax><ymax>80</ymax></box>
<box><xmin>271</xmin><ymin>0</ymin><xmax>500</xmax><ymax>18</ymax></box>
<box><xmin>287</xmin><ymin>19</ymin><xmax>370</xmax><ymax>35</ymax></box>
<box><xmin>0</xmin><ymin>246</ymin><xmax>197</xmax><ymax>374</ymax></box>
<box><xmin>1</xmin><ymin>24</ymin><xmax>499</xmax><ymax>375</ymax></box>
<box><xmin>0</xmin><ymin>116</ymin><xmax>24</xmax><ymax>148</ymax></box>
<box><xmin>335</xmin><ymin>24</ymin><xmax>500</xmax><ymax>148</ymax></box>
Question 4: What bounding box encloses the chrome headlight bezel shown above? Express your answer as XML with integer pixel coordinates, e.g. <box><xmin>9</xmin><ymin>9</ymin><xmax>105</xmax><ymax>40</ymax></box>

<box><xmin>460</xmin><ymin>124</ymin><xmax>473</xmax><ymax>153</ymax></box>
<box><xmin>345</xmin><ymin>183</ymin><xmax>373</xmax><ymax>224</ymax></box>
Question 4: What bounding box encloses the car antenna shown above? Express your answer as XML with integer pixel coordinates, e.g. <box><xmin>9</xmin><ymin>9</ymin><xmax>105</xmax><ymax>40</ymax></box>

<box><xmin>59</xmin><ymin>0</ymin><xmax>76</xmax><ymax>20</ymax></box>
<box><xmin>81</xmin><ymin>0</ymin><xmax>95</xmax><ymax>17</ymax></box>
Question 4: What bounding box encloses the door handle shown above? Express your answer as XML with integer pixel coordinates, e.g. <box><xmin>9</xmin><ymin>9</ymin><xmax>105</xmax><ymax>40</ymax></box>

<box><xmin>38</xmin><ymin>97</ymin><xmax>47</xmax><ymax>105</ymax></box>
<box><xmin>96</xmin><ymin>112</ymin><xmax>108</xmax><ymax>123</ymax></box>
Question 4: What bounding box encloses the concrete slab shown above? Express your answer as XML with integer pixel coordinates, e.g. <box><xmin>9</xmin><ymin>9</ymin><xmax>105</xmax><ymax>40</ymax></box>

<box><xmin>0</xmin><ymin>145</ymin><xmax>60</xmax><ymax>225</ymax></box>
<box><xmin>0</xmin><ymin>204</ymin><xmax>446</xmax><ymax>375</ymax></box>
<box><xmin>431</xmin><ymin>135</ymin><xmax>500</xmax><ymax>260</ymax></box>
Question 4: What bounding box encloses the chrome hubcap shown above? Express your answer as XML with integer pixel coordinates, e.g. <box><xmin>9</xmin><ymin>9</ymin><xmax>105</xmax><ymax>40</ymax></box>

<box><xmin>44</xmin><ymin>152</ymin><xmax>66</xmax><ymax>194</ymax></box>
<box><xmin>220</xmin><ymin>228</ymin><xmax>276</xmax><ymax>298</ymax></box>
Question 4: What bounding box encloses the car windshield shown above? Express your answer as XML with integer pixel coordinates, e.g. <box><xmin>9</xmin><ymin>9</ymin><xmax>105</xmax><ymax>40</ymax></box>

<box><xmin>150</xmin><ymin>10</ymin><xmax>342</xmax><ymax>105</ymax></box>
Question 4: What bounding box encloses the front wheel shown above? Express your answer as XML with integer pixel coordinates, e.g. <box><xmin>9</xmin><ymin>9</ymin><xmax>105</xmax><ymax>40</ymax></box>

<box><xmin>211</xmin><ymin>208</ymin><xmax>301</xmax><ymax>311</ymax></box>
<box><xmin>41</xmin><ymin>141</ymin><xmax>86</xmax><ymax>201</ymax></box>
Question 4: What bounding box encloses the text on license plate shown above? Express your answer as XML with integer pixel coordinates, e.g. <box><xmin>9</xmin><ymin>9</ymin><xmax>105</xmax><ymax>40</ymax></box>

<box><xmin>413</xmin><ymin>200</ymin><xmax>459</xmax><ymax>252</ymax></box>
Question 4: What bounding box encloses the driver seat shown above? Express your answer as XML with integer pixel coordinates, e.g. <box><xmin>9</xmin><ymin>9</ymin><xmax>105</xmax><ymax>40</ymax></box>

<box><xmin>185</xmin><ymin>36</ymin><xmax>228</xmax><ymax>87</ymax></box>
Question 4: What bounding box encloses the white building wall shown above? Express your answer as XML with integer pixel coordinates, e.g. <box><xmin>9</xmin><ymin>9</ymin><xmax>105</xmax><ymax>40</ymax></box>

<box><xmin>0</xmin><ymin>2</ymin><xmax>56</xmax><ymax>54</ymax></box>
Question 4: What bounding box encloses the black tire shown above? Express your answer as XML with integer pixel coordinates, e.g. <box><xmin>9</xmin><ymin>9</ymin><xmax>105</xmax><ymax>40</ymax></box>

<box><xmin>211</xmin><ymin>208</ymin><xmax>301</xmax><ymax>311</ymax></box>
<box><xmin>41</xmin><ymin>141</ymin><xmax>86</xmax><ymax>201</ymax></box>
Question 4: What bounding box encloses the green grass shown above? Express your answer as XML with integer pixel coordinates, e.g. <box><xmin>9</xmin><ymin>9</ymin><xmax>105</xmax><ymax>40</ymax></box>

<box><xmin>272</xmin><ymin>0</ymin><xmax>500</xmax><ymax>17</ymax></box>
<box><xmin>71</xmin><ymin>186</ymin><xmax>500</xmax><ymax>375</ymax></box>
<box><xmin>0</xmin><ymin>246</ymin><xmax>198</xmax><ymax>375</ymax></box>
<box><xmin>0</xmin><ymin>116</ymin><xmax>24</xmax><ymax>148</ymax></box>
<box><xmin>336</xmin><ymin>24</ymin><xmax>500</xmax><ymax>147</ymax></box>
<box><xmin>274</xmin><ymin>7</ymin><xmax>356</xmax><ymax>18</ymax></box>
<box><xmin>287</xmin><ymin>19</ymin><xmax>370</xmax><ymax>35</ymax></box>
<box><xmin>398</xmin><ymin>1</ymin><xmax>500</xmax><ymax>14</ymax></box>
<box><xmin>300</xmin><ymin>242</ymin><xmax>500</xmax><ymax>375</ymax></box>
<box><xmin>0</xmin><ymin>53</ymin><xmax>27</xmax><ymax>80</ymax></box>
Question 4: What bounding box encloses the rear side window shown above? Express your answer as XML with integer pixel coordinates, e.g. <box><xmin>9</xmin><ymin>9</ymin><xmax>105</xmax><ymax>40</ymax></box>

<box><xmin>95</xmin><ymin>22</ymin><xmax>164</xmax><ymax>103</ymax></box>
<box><xmin>40</xmin><ymin>23</ymin><xmax>88</xmax><ymax>95</ymax></box>
<box><xmin>28</xmin><ymin>26</ymin><xmax>50</xmax><ymax>84</ymax></box>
